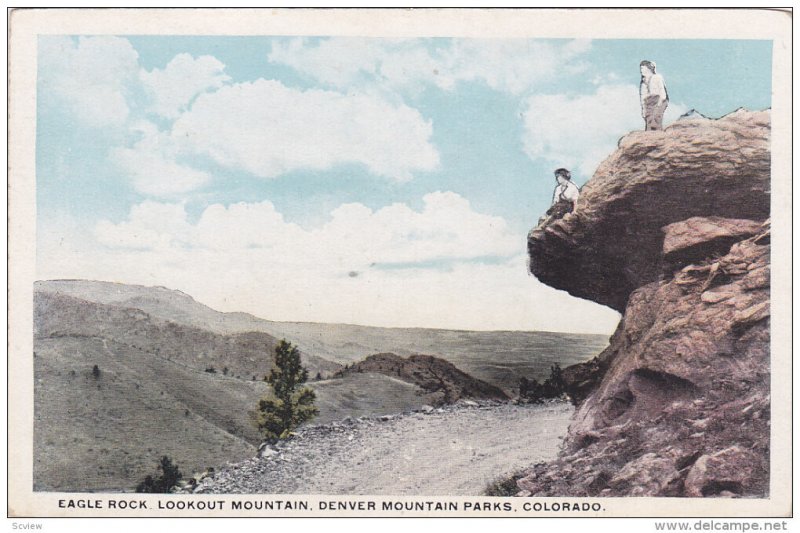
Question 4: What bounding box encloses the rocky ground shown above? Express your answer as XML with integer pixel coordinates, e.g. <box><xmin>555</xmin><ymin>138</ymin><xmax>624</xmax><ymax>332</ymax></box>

<box><xmin>189</xmin><ymin>400</ymin><xmax>572</xmax><ymax>495</ymax></box>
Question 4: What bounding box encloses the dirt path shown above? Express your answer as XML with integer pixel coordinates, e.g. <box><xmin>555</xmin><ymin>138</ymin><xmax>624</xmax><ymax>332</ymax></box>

<box><xmin>193</xmin><ymin>401</ymin><xmax>572</xmax><ymax>495</ymax></box>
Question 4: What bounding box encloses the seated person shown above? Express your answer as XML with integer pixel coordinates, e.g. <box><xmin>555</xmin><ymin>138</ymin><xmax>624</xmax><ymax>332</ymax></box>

<box><xmin>546</xmin><ymin>167</ymin><xmax>580</xmax><ymax>219</ymax></box>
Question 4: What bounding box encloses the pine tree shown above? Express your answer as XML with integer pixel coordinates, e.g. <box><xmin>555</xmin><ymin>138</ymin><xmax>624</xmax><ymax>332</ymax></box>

<box><xmin>135</xmin><ymin>456</ymin><xmax>182</xmax><ymax>493</ymax></box>
<box><xmin>256</xmin><ymin>340</ymin><xmax>318</xmax><ymax>443</ymax></box>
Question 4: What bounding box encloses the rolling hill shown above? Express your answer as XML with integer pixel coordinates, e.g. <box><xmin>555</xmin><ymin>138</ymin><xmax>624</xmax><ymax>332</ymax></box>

<box><xmin>335</xmin><ymin>353</ymin><xmax>509</xmax><ymax>404</ymax></box>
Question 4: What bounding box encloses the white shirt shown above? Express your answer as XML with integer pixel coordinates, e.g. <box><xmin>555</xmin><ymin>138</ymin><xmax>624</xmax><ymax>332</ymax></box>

<box><xmin>640</xmin><ymin>73</ymin><xmax>668</xmax><ymax>112</ymax></box>
<box><xmin>552</xmin><ymin>181</ymin><xmax>580</xmax><ymax>205</ymax></box>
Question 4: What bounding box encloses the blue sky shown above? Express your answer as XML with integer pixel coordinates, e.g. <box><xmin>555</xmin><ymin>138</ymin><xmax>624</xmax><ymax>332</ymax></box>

<box><xmin>35</xmin><ymin>36</ymin><xmax>772</xmax><ymax>332</ymax></box>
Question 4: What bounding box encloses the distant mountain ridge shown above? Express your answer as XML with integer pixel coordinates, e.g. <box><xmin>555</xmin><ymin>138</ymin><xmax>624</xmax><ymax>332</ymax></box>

<box><xmin>36</xmin><ymin>279</ymin><xmax>610</xmax><ymax>393</ymax></box>
<box><xmin>35</xmin><ymin>287</ymin><xmax>340</xmax><ymax>379</ymax></box>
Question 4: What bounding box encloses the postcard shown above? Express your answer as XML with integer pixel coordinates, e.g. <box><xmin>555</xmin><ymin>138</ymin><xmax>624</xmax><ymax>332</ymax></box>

<box><xmin>8</xmin><ymin>8</ymin><xmax>792</xmax><ymax>520</ymax></box>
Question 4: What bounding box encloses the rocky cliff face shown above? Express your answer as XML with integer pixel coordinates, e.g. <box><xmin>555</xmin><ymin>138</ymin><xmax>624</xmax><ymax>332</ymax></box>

<box><xmin>521</xmin><ymin>109</ymin><xmax>771</xmax><ymax>498</ymax></box>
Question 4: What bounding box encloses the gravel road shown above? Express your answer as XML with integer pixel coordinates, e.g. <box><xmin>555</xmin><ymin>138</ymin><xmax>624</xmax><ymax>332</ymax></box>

<box><xmin>193</xmin><ymin>401</ymin><xmax>573</xmax><ymax>496</ymax></box>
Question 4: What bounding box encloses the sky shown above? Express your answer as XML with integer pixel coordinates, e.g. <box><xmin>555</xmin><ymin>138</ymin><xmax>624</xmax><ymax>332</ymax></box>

<box><xmin>35</xmin><ymin>36</ymin><xmax>773</xmax><ymax>333</ymax></box>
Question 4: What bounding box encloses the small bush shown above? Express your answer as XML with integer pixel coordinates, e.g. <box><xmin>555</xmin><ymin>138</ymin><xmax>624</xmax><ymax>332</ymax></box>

<box><xmin>136</xmin><ymin>456</ymin><xmax>182</xmax><ymax>493</ymax></box>
<box><xmin>548</xmin><ymin>363</ymin><xmax>565</xmax><ymax>389</ymax></box>
<box><xmin>485</xmin><ymin>472</ymin><xmax>523</xmax><ymax>496</ymax></box>
<box><xmin>518</xmin><ymin>363</ymin><xmax>567</xmax><ymax>403</ymax></box>
<box><xmin>205</xmin><ymin>367</ymin><xmax>216</xmax><ymax>374</ymax></box>
<box><xmin>92</xmin><ymin>365</ymin><xmax>101</xmax><ymax>379</ymax></box>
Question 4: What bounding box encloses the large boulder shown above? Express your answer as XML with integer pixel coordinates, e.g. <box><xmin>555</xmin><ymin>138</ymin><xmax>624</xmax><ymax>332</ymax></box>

<box><xmin>662</xmin><ymin>216</ymin><xmax>765</xmax><ymax>268</ymax></box>
<box><xmin>528</xmin><ymin>109</ymin><xmax>770</xmax><ymax>312</ymax></box>
<box><xmin>684</xmin><ymin>445</ymin><xmax>763</xmax><ymax>497</ymax></box>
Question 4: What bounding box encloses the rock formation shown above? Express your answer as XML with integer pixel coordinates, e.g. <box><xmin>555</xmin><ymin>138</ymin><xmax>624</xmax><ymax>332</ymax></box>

<box><xmin>521</xmin><ymin>109</ymin><xmax>771</xmax><ymax>497</ymax></box>
<box><xmin>335</xmin><ymin>353</ymin><xmax>509</xmax><ymax>404</ymax></box>
<box><xmin>528</xmin><ymin>109</ymin><xmax>770</xmax><ymax>312</ymax></box>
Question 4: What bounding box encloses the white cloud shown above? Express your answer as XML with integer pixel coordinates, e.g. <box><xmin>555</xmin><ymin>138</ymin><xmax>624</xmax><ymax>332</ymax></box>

<box><xmin>268</xmin><ymin>38</ymin><xmax>392</xmax><ymax>89</ymax></box>
<box><xmin>38</xmin><ymin>38</ymin><xmax>215</xmax><ymax>196</ymax></box>
<box><xmin>94</xmin><ymin>201</ymin><xmax>194</xmax><ymax>249</ymax></box>
<box><xmin>268</xmin><ymin>37</ymin><xmax>592</xmax><ymax>95</ymax></box>
<box><xmin>39</xmin><ymin>36</ymin><xmax>440</xmax><ymax>194</ymax></box>
<box><xmin>522</xmin><ymin>84</ymin><xmax>688</xmax><ymax>178</ymax></box>
<box><xmin>110</xmin><ymin>121</ymin><xmax>211</xmax><ymax>196</ymax></box>
<box><xmin>140</xmin><ymin>53</ymin><xmax>230</xmax><ymax>119</ymax></box>
<box><xmin>38</xmin><ymin>36</ymin><xmax>140</xmax><ymax>128</ymax></box>
<box><xmin>317</xmin><ymin>191</ymin><xmax>519</xmax><ymax>265</ymax></box>
<box><xmin>171</xmin><ymin>79</ymin><xmax>439</xmax><ymax>182</ymax></box>
<box><xmin>37</xmin><ymin>193</ymin><xmax>620</xmax><ymax>333</ymax></box>
<box><xmin>93</xmin><ymin>192</ymin><xmax>517</xmax><ymax>263</ymax></box>
<box><xmin>436</xmin><ymin>39</ymin><xmax>591</xmax><ymax>94</ymax></box>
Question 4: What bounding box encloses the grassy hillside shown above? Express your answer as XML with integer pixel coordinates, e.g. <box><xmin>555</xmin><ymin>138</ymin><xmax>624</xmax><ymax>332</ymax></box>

<box><xmin>311</xmin><ymin>373</ymin><xmax>437</xmax><ymax>425</ymax></box>
<box><xmin>35</xmin><ymin>290</ymin><xmax>340</xmax><ymax>380</ymax></box>
<box><xmin>34</xmin><ymin>335</ymin><xmax>264</xmax><ymax>492</ymax></box>
<box><xmin>33</xmin><ymin>284</ymin><xmax>436</xmax><ymax>491</ymax></box>
<box><xmin>34</xmin><ymin>334</ymin><xmax>431</xmax><ymax>491</ymax></box>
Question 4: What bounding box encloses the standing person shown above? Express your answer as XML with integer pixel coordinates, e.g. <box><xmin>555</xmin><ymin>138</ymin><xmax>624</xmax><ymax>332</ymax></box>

<box><xmin>546</xmin><ymin>168</ymin><xmax>580</xmax><ymax>219</ymax></box>
<box><xmin>639</xmin><ymin>60</ymin><xmax>669</xmax><ymax>131</ymax></box>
